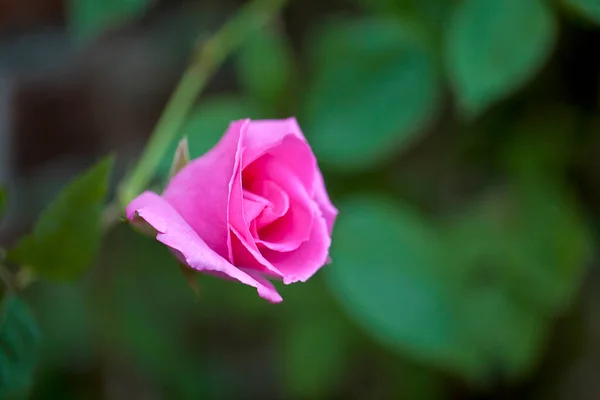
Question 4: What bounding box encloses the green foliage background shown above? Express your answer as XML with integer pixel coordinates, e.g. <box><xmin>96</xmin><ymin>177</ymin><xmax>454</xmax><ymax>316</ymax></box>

<box><xmin>2</xmin><ymin>0</ymin><xmax>600</xmax><ymax>398</ymax></box>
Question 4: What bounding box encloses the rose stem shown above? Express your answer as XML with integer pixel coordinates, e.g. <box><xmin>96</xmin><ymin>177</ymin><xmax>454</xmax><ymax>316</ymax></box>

<box><xmin>117</xmin><ymin>0</ymin><xmax>288</xmax><ymax>210</ymax></box>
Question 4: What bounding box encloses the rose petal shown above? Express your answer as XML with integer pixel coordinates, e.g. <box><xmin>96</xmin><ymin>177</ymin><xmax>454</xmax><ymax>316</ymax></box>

<box><xmin>230</xmin><ymin>226</ymin><xmax>283</xmax><ymax>278</ymax></box>
<box><xmin>249</xmin><ymin>180</ymin><xmax>290</xmax><ymax>227</ymax></box>
<box><xmin>243</xmin><ymin>190</ymin><xmax>270</xmax><ymax>224</ymax></box>
<box><xmin>226</xmin><ymin>126</ymin><xmax>284</xmax><ymax>277</ymax></box>
<box><xmin>256</xmin><ymin>206</ymin><xmax>312</xmax><ymax>252</ymax></box>
<box><xmin>126</xmin><ymin>191</ymin><xmax>282</xmax><ymax>303</ymax></box>
<box><xmin>230</xmin><ymin>130</ymin><xmax>315</xmax><ymax>268</ymax></box>
<box><xmin>245</xmin><ymin>155</ymin><xmax>313</xmax><ymax>252</ymax></box>
<box><xmin>261</xmin><ymin>214</ymin><xmax>331</xmax><ymax>284</ymax></box>
<box><xmin>230</xmin><ymin>204</ymin><xmax>284</xmax><ymax>277</ymax></box>
<box><xmin>242</xmin><ymin>118</ymin><xmax>316</xmax><ymax>193</ymax></box>
<box><xmin>314</xmin><ymin>170</ymin><xmax>338</xmax><ymax>235</ymax></box>
<box><xmin>162</xmin><ymin>120</ymin><xmax>247</xmax><ymax>261</ymax></box>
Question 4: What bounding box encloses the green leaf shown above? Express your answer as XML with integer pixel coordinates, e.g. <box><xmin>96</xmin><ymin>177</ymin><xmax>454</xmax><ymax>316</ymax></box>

<box><xmin>324</xmin><ymin>191</ymin><xmax>584</xmax><ymax>382</ymax></box>
<box><xmin>516</xmin><ymin>183</ymin><xmax>591</xmax><ymax>313</ymax></box>
<box><xmin>453</xmin><ymin>275</ymin><xmax>547</xmax><ymax>381</ymax></box>
<box><xmin>354</xmin><ymin>0</ymin><xmax>452</xmax><ymax>29</ymax></box>
<box><xmin>158</xmin><ymin>96</ymin><xmax>262</xmax><ymax>178</ymax></box>
<box><xmin>445</xmin><ymin>0</ymin><xmax>556</xmax><ymax>116</ymax></box>
<box><xmin>441</xmin><ymin>197</ymin><xmax>549</xmax><ymax>381</ymax></box>
<box><xmin>441</xmin><ymin>179</ymin><xmax>591</xmax><ymax>381</ymax></box>
<box><xmin>0</xmin><ymin>296</ymin><xmax>41</xmax><ymax>399</ymax></box>
<box><xmin>303</xmin><ymin>19</ymin><xmax>440</xmax><ymax>171</ymax></box>
<box><xmin>26</xmin><ymin>282</ymin><xmax>91</xmax><ymax>364</ymax></box>
<box><xmin>324</xmin><ymin>196</ymin><xmax>471</xmax><ymax>373</ymax></box>
<box><xmin>93</xmin><ymin>225</ymin><xmax>200</xmax><ymax>386</ymax></box>
<box><xmin>354</xmin><ymin>0</ymin><xmax>410</xmax><ymax>14</ymax></box>
<box><xmin>282</xmin><ymin>315</ymin><xmax>348</xmax><ymax>398</ymax></box>
<box><xmin>563</xmin><ymin>0</ymin><xmax>600</xmax><ymax>25</ymax></box>
<box><xmin>236</xmin><ymin>26</ymin><xmax>294</xmax><ymax>109</ymax></box>
<box><xmin>396</xmin><ymin>362</ymin><xmax>446</xmax><ymax>399</ymax></box>
<box><xmin>503</xmin><ymin>109</ymin><xmax>593</xmax><ymax>312</ymax></box>
<box><xmin>9</xmin><ymin>157</ymin><xmax>114</xmax><ymax>281</ymax></box>
<box><xmin>69</xmin><ymin>0</ymin><xmax>151</xmax><ymax>41</ymax></box>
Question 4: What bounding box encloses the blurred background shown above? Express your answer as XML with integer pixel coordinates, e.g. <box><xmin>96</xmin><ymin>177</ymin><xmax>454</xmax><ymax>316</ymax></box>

<box><xmin>1</xmin><ymin>0</ymin><xmax>600</xmax><ymax>398</ymax></box>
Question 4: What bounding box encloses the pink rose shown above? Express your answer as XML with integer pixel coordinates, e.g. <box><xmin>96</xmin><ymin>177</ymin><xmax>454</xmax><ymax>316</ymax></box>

<box><xmin>126</xmin><ymin>118</ymin><xmax>337</xmax><ymax>303</ymax></box>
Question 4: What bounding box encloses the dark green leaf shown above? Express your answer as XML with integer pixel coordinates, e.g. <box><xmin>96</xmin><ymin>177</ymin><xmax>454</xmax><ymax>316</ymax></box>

<box><xmin>445</xmin><ymin>0</ymin><xmax>556</xmax><ymax>116</ymax></box>
<box><xmin>354</xmin><ymin>0</ymin><xmax>411</xmax><ymax>14</ymax></box>
<box><xmin>441</xmin><ymin>178</ymin><xmax>591</xmax><ymax>381</ymax></box>
<box><xmin>563</xmin><ymin>0</ymin><xmax>600</xmax><ymax>24</ymax></box>
<box><xmin>504</xmin><ymin>109</ymin><xmax>593</xmax><ymax>312</ymax></box>
<box><xmin>324</xmin><ymin>196</ymin><xmax>473</xmax><ymax>373</ymax></box>
<box><xmin>0</xmin><ymin>296</ymin><xmax>41</xmax><ymax>399</ymax></box>
<box><xmin>354</xmin><ymin>0</ymin><xmax>452</xmax><ymax>29</ymax></box>
<box><xmin>397</xmin><ymin>362</ymin><xmax>447</xmax><ymax>399</ymax></box>
<box><xmin>513</xmin><ymin>179</ymin><xmax>592</xmax><ymax>314</ymax></box>
<box><xmin>303</xmin><ymin>19</ymin><xmax>440</xmax><ymax>170</ymax></box>
<box><xmin>503</xmin><ymin>107</ymin><xmax>577</xmax><ymax>178</ymax></box>
<box><xmin>93</xmin><ymin>225</ymin><xmax>200</xmax><ymax>385</ymax></box>
<box><xmin>69</xmin><ymin>0</ymin><xmax>151</xmax><ymax>41</ymax></box>
<box><xmin>324</xmin><ymin>190</ymin><xmax>585</xmax><ymax>382</ymax></box>
<box><xmin>9</xmin><ymin>157</ymin><xmax>114</xmax><ymax>281</ymax></box>
<box><xmin>453</xmin><ymin>272</ymin><xmax>547</xmax><ymax>381</ymax></box>
<box><xmin>441</xmin><ymin>197</ymin><xmax>548</xmax><ymax>381</ymax></box>
<box><xmin>438</xmin><ymin>109</ymin><xmax>591</xmax><ymax>379</ymax></box>
<box><xmin>26</xmin><ymin>283</ymin><xmax>91</xmax><ymax>364</ymax></box>
<box><xmin>158</xmin><ymin>96</ymin><xmax>262</xmax><ymax>177</ymax></box>
<box><xmin>236</xmin><ymin>26</ymin><xmax>294</xmax><ymax>109</ymax></box>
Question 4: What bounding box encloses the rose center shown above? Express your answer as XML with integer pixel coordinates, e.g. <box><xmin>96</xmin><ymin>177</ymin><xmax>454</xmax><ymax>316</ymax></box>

<box><xmin>240</xmin><ymin>154</ymin><xmax>314</xmax><ymax>253</ymax></box>
<box><xmin>242</xmin><ymin>179</ymin><xmax>290</xmax><ymax>238</ymax></box>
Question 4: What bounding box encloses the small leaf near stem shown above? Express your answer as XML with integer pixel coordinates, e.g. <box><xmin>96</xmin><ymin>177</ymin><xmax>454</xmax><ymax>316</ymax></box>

<box><xmin>169</xmin><ymin>137</ymin><xmax>191</xmax><ymax>179</ymax></box>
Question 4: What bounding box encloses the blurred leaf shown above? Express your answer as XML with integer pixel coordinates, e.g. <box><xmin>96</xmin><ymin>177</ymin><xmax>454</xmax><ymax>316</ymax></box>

<box><xmin>354</xmin><ymin>0</ymin><xmax>452</xmax><ymax>30</ymax></box>
<box><xmin>236</xmin><ymin>26</ymin><xmax>294</xmax><ymax>110</ymax></box>
<box><xmin>158</xmin><ymin>96</ymin><xmax>262</xmax><ymax>178</ymax></box>
<box><xmin>442</xmin><ymin>177</ymin><xmax>591</xmax><ymax>381</ymax></box>
<box><xmin>563</xmin><ymin>0</ymin><xmax>600</xmax><ymax>24</ymax></box>
<box><xmin>445</xmin><ymin>0</ymin><xmax>556</xmax><ymax>116</ymax></box>
<box><xmin>69</xmin><ymin>0</ymin><xmax>151</xmax><ymax>41</ymax></box>
<box><xmin>503</xmin><ymin>108</ymin><xmax>576</xmax><ymax>178</ymax></box>
<box><xmin>397</xmin><ymin>361</ymin><xmax>446</xmax><ymax>399</ymax></box>
<box><xmin>442</xmin><ymin>198</ymin><xmax>548</xmax><ymax>381</ymax></box>
<box><xmin>455</xmin><ymin>273</ymin><xmax>547</xmax><ymax>381</ymax></box>
<box><xmin>354</xmin><ymin>0</ymin><xmax>411</xmax><ymax>14</ymax></box>
<box><xmin>437</xmin><ymin>109</ymin><xmax>591</xmax><ymax>380</ymax></box>
<box><xmin>9</xmin><ymin>157</ymin><xmax>113</xmax><ymax>281</ymax></box>
<box><xmin>515</xmin><ymin>181</ymin><xmax>591</xmax><ymax>313</ymax></box>
<box><xmin>0</xmin><ymin>296</ymin><xmax>41</xmax><ymax>399</ymax></box>
<box><xmin>504</xmin><ymin>109</ymin><xmax>592</xmax><ymax>312</ymax></box>
<box><xmin>324</xmin><ymin>196</ymin><xmax>469</xmax><ymax>372</ymax></box>
<box><xmin>93</xmin><ymin>226</ymin><xmax>198</xmax><ymax>383</ymax></box>
<box><xmin>25</xmin><ymin>283</ymin><xmax>91</xmax><ymax>364</ymax></box>
<box><xmin>282</xmin><ymin>316</ymin><xmax>347</xmax><ymax>398</ymax></box>
<box><xmin>303</xmin><ymin>19</ymin><xmax>440</xmax><ymax>170</ymax></box>
<box><xmin>325</xmin><ymin>189</ymin><xmax>587</xmax><ymax>383</ymax></box>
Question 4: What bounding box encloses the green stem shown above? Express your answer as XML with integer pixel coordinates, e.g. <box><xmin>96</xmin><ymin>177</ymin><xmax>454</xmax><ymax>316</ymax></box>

<box><xmin>118</xmin><ymin>0</ymin><xmax>287</xmax><ymax>207</ymax></box>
